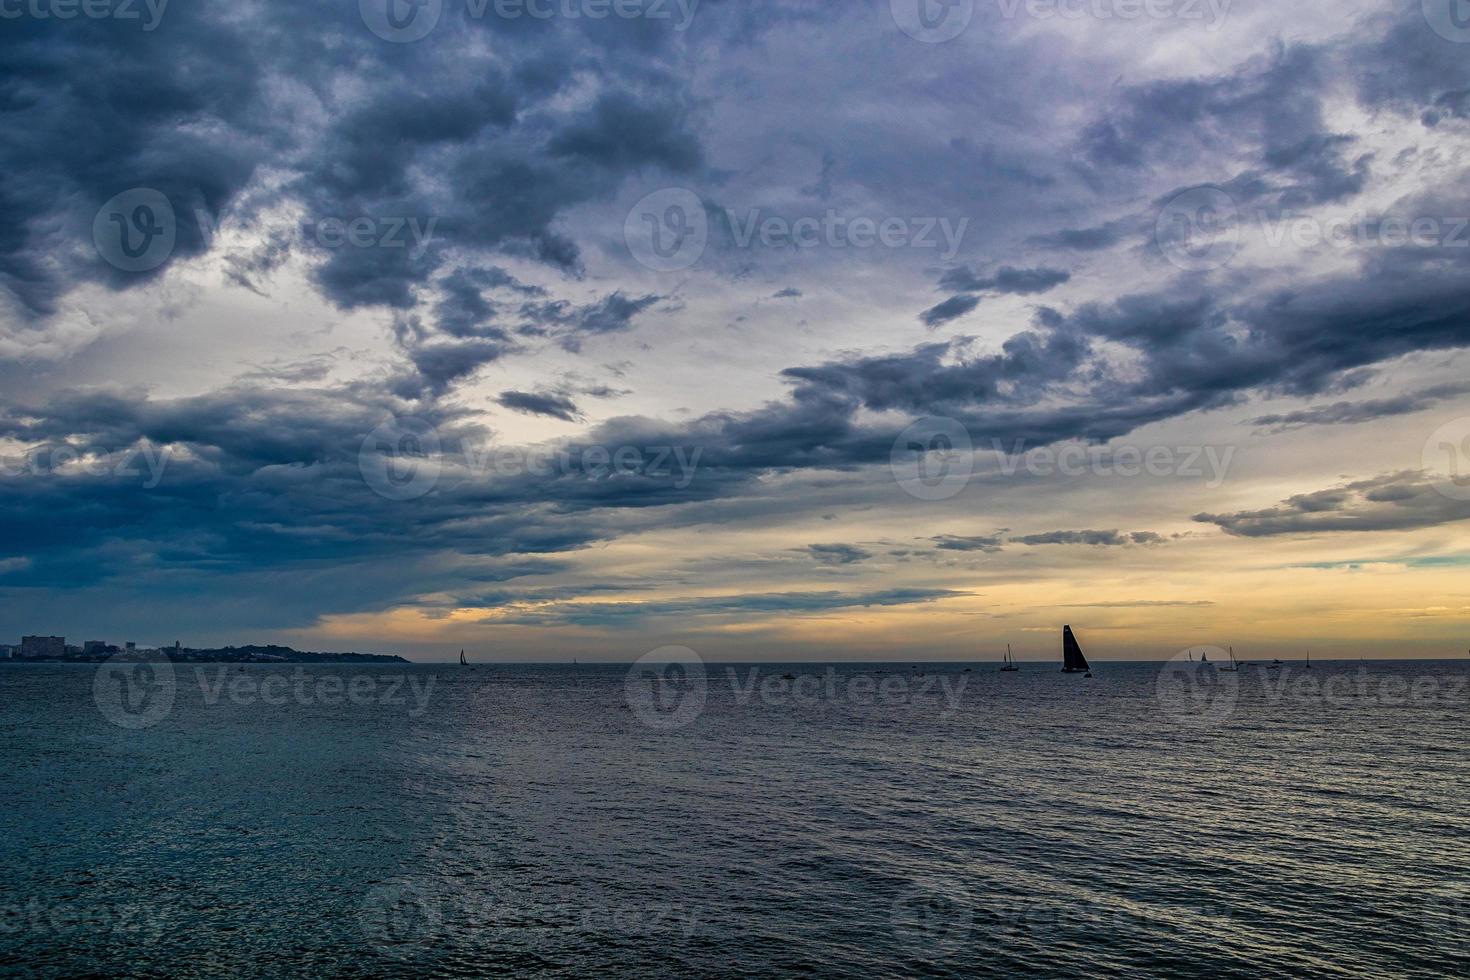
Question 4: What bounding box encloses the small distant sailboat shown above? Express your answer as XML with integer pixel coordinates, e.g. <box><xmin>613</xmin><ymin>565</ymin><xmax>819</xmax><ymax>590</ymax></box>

<box><xmin>459</xmin><ymin>649</ymin><xmax>468</xmax><ymax>667</ymax></box>
<box><xmin>1200</xmin><ymin>649</ymin><xmax>1210</xmax><ymax>664</ymax></box>
<box><xmin>1219</xmin><ymin>646</ymin><xmax>1240</xmax><ymax>673</ymax></box>
<box><xmin>1304</xmin><ymin>649</ymin><xmax>1311</xmax><ymax>670</ymax></box>
<box><xmin>1061</xmin><ymin>626</ymin><xmax>1092</xmax><ymax>677</ymax></box>
<box><xmin>1001</xmin><ymin>644</ymin><xmax>1020</xmax><ymax>672</ymax></box>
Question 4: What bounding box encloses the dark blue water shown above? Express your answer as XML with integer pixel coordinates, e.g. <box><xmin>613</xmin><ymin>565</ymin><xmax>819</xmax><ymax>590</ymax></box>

<box><xmin>2</xmin><ymin>659</ymin><xmax>1468</xmax><ymax>977</ymax></box>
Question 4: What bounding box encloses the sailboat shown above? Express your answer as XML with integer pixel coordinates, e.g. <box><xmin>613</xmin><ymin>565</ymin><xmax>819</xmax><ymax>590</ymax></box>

<box><xmin>1219</xmin><ymin>646</ymin><xmax>1240</xmax><ymax>673</ymax></box>
<box><xmin>459</xmin><ymin>649</ymin><xmax>467</xmax><ymax>667</ymax></box>
<box><xmin>1001</xmin><ymin>644</ymin><xmax>1020</xmax><ymax>672</ymax></box>
<box><xmin>1061</xmin><ymin>626</ymin><xmax>1092</xmax><ymax>677</ymax></box>
<box><xmin>1200</xmin><ymin>649</ymin><xmax>1210</xmax><ymax>664</ymax></box>
<box><xmin>1304</xmin><ymin>649</ymin><xmax>1311</xmax><ymax>670</ymax></box>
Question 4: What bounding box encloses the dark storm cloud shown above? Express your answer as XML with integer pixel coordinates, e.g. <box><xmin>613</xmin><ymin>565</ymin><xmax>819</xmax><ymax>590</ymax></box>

<box><xmin>0</xmin><ymin>381</ymin><xmax>708</xmax><ymax>624</ymax></box>
<box><xmin>1034</xmin><ymin>11</ymin><xmax>1470</xmax><ymax>269</ymax></box>
<box><xmin>0</xmin><ymin>2</ymin><xmax>702</xmax><ymax>378</ymax></box>
<box><xmin>1195</xmin><ymin>473</ymin><xmax>1470</xmax><ymax>537</ymax></box>
<box><xmin>1013</xmin><ymin>531</ymin><xmax>1162</xmax><ymax>547</ymax></box>
<box><xmin>498</xmin><ymin>390</ymin><xmax>582</xmax><ymax>422</ymax></box>
<box><xmin>1044</xmin><ymin>232</ymin><xmax>1470</xmax><ymax>406</ymax></box>
<box><xmin>0</xmin><ymin>7</ymin><xmax>266</xmax><ymax>317</ymax></box>
<box><xmin>1245</xmin><ymin>383</ymin><xmax>1470</xmax><ymax>432</ymax></box>
<box><xmin>1076</xmin><ymin>45</ymin><xmax>1369</xmax><ymax>207</ymax></box>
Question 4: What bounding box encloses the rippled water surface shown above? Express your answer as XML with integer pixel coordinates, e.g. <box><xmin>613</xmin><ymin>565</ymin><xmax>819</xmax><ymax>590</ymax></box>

<box><xmin>3</xmin><ymin>660</ymin><xmax>1469</xmax><ymax>977</ymax></box>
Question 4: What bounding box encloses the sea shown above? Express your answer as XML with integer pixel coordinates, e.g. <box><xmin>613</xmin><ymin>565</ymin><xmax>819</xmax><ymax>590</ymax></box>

<box><xmin>2</xmin><ymin>658</ymin><xmax>1468</xmax><ymax>978</ymax></box>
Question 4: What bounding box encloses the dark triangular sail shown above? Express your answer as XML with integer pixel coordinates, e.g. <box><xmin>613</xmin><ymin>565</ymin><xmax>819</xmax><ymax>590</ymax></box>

<box><xmin>1062</xmin><ymin>626</ymin><xmax>1090</xmax><ymax>672</ymax></box>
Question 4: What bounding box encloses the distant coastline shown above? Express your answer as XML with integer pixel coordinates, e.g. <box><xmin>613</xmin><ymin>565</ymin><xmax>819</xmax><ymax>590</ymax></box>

<box><xmin>3</xmin><ymin>644</ymin><xmax>408</xmax><ymax>665</ymax></box>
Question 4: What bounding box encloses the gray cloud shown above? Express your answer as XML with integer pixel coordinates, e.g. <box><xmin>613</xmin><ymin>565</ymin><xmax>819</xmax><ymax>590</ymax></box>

<box><xmin>919</xmin><ymin>294</ymin><xmax>982</xmax><ymax>329</ymax></box>
<box><xmin>938</xmin><ymin>265</ymin><xmax>1071</xmax><ymax>296</ymax></box>
<box><xmin>1197</xmin><ymin>473</ymin><xmax>1470</xmax><ymax>537</ymax></box>
<box><xmin>804</xmin><ymin>543</ymin><xmax>872</xmax><ymax>565</ymax></box>
<box><xmin>1014</xmin><ymin>531</ymin><xmax>1163</xmax><ymax>547</ymax></box>
<box><xmin>1246</xmin><ymin>383</ymin><xmax>1470</xmax><ymax>432</ymax></box>
<box><xmin>931</xmin><ymin>535</ymin><xmax>1005</xmax><ymax>553</ymax></box>
<box><xmin>498</xmin><ymin>390</ymin><xmax>582</xmax><ymax>422</ymax></box>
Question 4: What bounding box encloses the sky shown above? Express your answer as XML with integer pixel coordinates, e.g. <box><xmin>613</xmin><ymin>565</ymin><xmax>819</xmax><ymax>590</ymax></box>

<box><xmin>2</xmin><ymin>0</ymin><xmax>1470</xmax><ymax>661</ymax></box>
